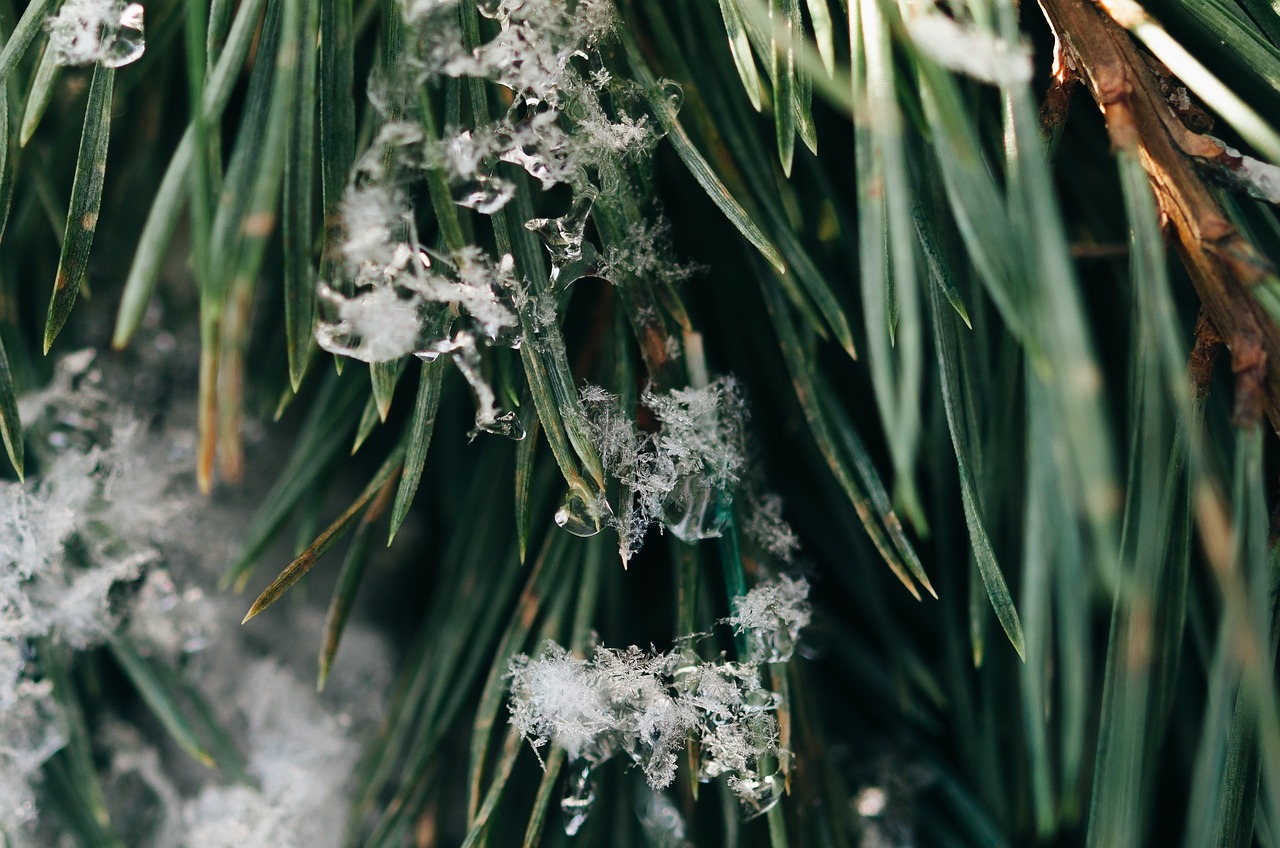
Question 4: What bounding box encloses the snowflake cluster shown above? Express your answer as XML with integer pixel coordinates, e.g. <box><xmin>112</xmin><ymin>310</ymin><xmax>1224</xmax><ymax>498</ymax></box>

<box><xmin>507</xmin><ymin>577</ymin><xmax>810</xmax><ymax>818</ymax></box>
<box><xmin>509</xmin><ymin>645</ymin><xmax>781</xmax><ymax>810</ymax></box>
<box><xmin>581</xmin><ymin>376</ymin><xmax>749</xmax><ymax>561</ymax></box>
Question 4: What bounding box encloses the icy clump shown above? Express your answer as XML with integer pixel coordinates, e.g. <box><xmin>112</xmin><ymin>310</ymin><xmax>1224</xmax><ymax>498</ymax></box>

<box><xmin>315</xmin><ymin>284</ymin><xmax>425</xmax><ymax>363</ymax></box>
<box><xmin>581</xmin><ymin>376</ymin><xmax>748</xmax><ymax>561</ymax></box>
<box><xmin>508</xmin><ymin>643</ymin><xmax>698</xmax><ymax>784</ymax></box>
<box><xmin>905</xmin><ymin>14</ymin><xmax>1032</xmax><ymax>86</ymax></box>
<box><xmin>45</xmin><ymin>0</ymin><xmax>145</xmax><ymax>68</ymax></box>
<box><xmin>508</xmin><ymin>643</ymin><xmax>614</xmax><ymax>764</ymax></box>
<box><xmin>316</xmin><ymin>239</ymin><xmax>518</xmax><ymax>362</ymax></box>
<box><xmin>318</xmin><ymin>0</ymin><xmax>692</xmax><ymax>447</ymax></box>
<box><xmin>452</xmin><ymin>0</ymin><xmax>616</xmax><ymax>106</ymax></box>
<box><xmin>725</xmin><ymin>576</ymin><xmax>812</xmax><ymax>663</ymax></box>
<box><xmin>509</xmin><ymin>625</ymin><xmax>803</xmax><ymax>827</ymax></box>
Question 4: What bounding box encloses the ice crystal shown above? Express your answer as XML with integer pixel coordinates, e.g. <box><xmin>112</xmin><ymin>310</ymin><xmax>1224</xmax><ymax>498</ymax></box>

<box><xmin>726</xmin><ymin>576</ymin><xmax>812</xmax><ymax>663</ymax></box>
<box><xmin>645</xmin><ymin>377</ymin><xmax>748</xmax><ymax>491</ymax></box>
<box><xmin>742</xmin><ymin>493</ymin><xmax>801</xmax><ymax>564</ymax></box>
<box><xmin>45</xmin><ymin>0</ymin><xmax>145</xmax><ymax>68</ymax></box>
<box><xmin>597</xmin><ymin>218</ymin><xmax>701</xmax><ymax>287</ymax></box>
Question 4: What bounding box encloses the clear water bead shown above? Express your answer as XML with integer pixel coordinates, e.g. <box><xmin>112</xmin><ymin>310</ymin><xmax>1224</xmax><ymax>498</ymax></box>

<box><xmin>561</xmin><ymin>761</ymin><xmax>596</xmax><ymax>836</ymax></box>
<box><xmin>662</xmin><ymin>477</ymin><xmax>726</xmax><ymax>542</ymax></box>
<box><xmin>474</xmin><ymin>409</ymin><xmax>526</xmax><ymax>441</ymax></box>
<box><xmin>46</xmin><ymin>0</ymin><xmax>146</xmax><ymax>68</ymax></box>
<box><xmin>102</xmin><ymin>3</ymin><xmax>145</xmax><ymax>67</ymax></box>
<box><xmin>555</xmin><ymin>489</ymin><xmax>605</xmax><ymax>537</ymax></box>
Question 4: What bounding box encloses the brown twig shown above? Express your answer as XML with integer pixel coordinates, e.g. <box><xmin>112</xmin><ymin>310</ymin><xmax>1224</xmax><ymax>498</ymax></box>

<box><xmin>1036</xmin><ymin>0</ymin><xmax>1280</xmax><ymax>429</ymax></box>
<box><xmin>1188</xmin><ymin>307</ymin><xmax>1223</xmax><ymax>398</ymax></box>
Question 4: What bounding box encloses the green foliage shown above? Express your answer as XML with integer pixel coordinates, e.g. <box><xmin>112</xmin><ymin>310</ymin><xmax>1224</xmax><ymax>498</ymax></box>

<box><xmin>4</xmin><ymin>0</ymin><xmax>1280</xmax><ymax>844</ymax></box>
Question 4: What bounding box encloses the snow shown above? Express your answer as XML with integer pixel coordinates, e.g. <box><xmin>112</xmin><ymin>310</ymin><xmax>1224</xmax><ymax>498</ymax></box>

<box><xmin>508</xmin><ymin>642</ymin><xmax>615</xmax><ymax>763</ymax></box>
<box><xmin>1</xmin><ymin>345</ymin><xmax>392</xmax><ymax>846</ymax></box>
<box><xmin>315</xmin><ymin>284</ymin><xmax>425</xmax><ymax>363</ymax></box>
<box><xmin>509</xmin><ymin>618</ymin><xmax>803</xmax><ymax>814</ymax></box>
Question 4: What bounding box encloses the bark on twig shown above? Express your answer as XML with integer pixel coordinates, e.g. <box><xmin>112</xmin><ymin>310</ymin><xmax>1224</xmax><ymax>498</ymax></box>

<box><xmin>1037</xmin><ymin>0</ymin><xmax>1280</xmax><ymax>428</ymax></box>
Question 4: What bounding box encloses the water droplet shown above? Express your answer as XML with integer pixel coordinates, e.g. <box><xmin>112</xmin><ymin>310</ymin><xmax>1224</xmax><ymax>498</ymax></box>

<box><xmin>561</xmin><ymin>761</ymin><xmax>596</xmax><ymax>836</ymax></box>
<box><xmin>101</xmin><ymin>3</ymin><xmax>146</xmax><ymax>68</ymax></box>
<box><xmin>526</xmin><ymin>187</ymin><xmax>598</xmax><ymax>285</ymax></box>
<box><xmin>452</xmin><ymin>175</ymin><xmax>516</xmax><ymax>214</ymax></box>
<box><xmin>637</xmin><ymin>789</ymin><xmax>692</xmax><ymax>847</ymax></box>
<box><xmin>662</xmin><ymin>477</ymin><xmax>726</xmax><ymax>542</ymax></box>
<box><xmin>554</xmin><ymin>242</ymin><xmax>602</xmax><ymax>292</ymax></box>
<box><xmin>476</xmin><ymin>0</ymin><xmax>505</xmax><ymax>19</ymax></box>
<box><xmin>735</xmin><ymin>768</ymin><xmax>785</xmax><ymax>818</ymax></box>
<box><xmin>555</xmin><ymin>489</ymin><xmax>606</xmax><ymax>537</ymax></box>
<box><xmin>474</xmin><ymin>409</ymin><xmax>526</xmax><ymax>441</ymax></box>
<box><xmin>660</xmin><ymin>80</ymin><xmax>684</xmax><ymax>113</ymax></box>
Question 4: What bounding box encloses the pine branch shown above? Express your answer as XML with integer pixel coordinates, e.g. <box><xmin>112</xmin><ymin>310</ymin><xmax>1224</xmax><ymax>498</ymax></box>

<box><xmin>1038</xmin><ymin>0</ymin><xmax>1280</xmax><ymax>426</ymax></box>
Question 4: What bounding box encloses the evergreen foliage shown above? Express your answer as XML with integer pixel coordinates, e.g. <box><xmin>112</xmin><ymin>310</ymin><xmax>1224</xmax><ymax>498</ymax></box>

<box><xmin>0</xmin><ymin>0</ymin><xmax>1279</xmax><ymax>844</ymax></box>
